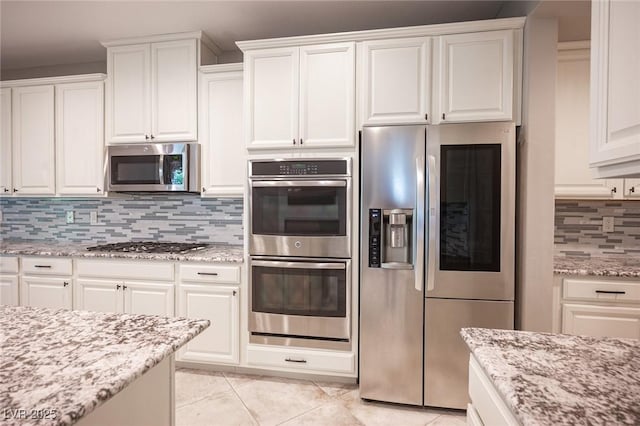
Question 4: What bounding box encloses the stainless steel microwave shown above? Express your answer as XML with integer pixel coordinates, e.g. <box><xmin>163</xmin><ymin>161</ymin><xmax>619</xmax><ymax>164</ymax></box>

<box><xmin>106</xmin><ymin>143</ymin><xmax>200</xmax><ymax>192</ymax></box>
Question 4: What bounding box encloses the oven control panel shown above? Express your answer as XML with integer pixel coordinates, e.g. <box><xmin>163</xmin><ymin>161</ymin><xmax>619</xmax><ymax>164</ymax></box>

<box><xmin>250</xmin><ymin>159</ymin><xmax>350</xmax><ymax>177</ymax></box>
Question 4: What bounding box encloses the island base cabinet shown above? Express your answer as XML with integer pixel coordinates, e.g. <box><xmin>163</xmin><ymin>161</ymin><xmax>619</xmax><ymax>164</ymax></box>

<box><xmin>0</xmin><ymin>275</ymin><xmax>19</xmax><ymax>306</ymax></box>
<box><xmin>562</xmin><ymin>303</ymin><xmax>640</xmax><ymax>339</ymax></box>
<box><xmin>468</xmin><ymin>355</ymin><xmax>519</xmax><ymax>425</ymax></box>
<box><xmin>177</xmin><ymin>284</ymin><xmax>239</xmax><ymax>364</ymax></box>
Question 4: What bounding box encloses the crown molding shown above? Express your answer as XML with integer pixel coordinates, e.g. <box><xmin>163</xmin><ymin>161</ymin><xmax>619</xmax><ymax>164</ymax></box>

<box><xmin>0</xmin><ymin>73</ymin><xmax>106</xmax><ymax>87</ymax></box>
<box><xmin>200</xmin><ymin>63</ymin><xmax>243</xmax><ymax>74</ymax></box>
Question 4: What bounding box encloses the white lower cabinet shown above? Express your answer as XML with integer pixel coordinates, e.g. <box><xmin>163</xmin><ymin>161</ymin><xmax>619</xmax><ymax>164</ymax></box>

<box><xmin>0</xmin><ymin>275</ymin><xmax>19</xmax><ymax>306</ymax></box>
<box><xmin>467</xmin><ymin>355</ymin><xmax>519</xmax><ymax>425</ymax></box>
<box><xmin>21</xmin><ymin>277</ymin><xmax>72</xmax><ymax>310</ymax></box>
<box><xmin>177</xmin><ymin>263</ymin><xmax>241</xmax><ymax>365</ymax></box>
<box><xmin>76</xmin><ymin>279</ymin><xmax>122</xmax><ymax>313</ymax></box>
<box><xmin>124</xmin><ymin>281</ymin><xmax>174</xmax><ymax>316</ymax></box>
<box><xmin>247</xmin><ymin>345</ymin><xmax>356</xmax><ymax>375</ymax></box>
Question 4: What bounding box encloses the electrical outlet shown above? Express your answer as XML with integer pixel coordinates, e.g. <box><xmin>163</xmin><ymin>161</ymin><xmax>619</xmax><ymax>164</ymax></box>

<box><xmin>90</xmin><ymin>211</ymin><xmax>98</xmax><ymax>225</ymax></box>
<box><xmin>0</xmin><ymin>210</ymin><xmax>3</xmax><ymax>223</ymax></box>
<box><xmin>66</xmin><ymin>211</ymin><xmax>75</xmax><ymax>224</ymax></box>
<box><xmin>602</xmin><ymin>216</ymin><xmax>615</xmax><ymax>233</ymax></box>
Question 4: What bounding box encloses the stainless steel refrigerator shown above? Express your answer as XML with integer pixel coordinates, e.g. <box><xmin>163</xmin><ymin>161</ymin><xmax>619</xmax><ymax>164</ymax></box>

<box><xmin>359</xmin><ymin>122</ymin><xmax>515</xmax><ymax>409</ymax></box>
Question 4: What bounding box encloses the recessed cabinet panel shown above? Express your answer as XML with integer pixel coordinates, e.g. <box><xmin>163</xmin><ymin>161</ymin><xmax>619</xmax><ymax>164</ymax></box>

<box><xmin>76</xmin><ymin>279</ymin><xmax>122</xmax><ymax>313</ymax></box>
<box><xmin>107</xmin><ymin>44</ymin><xmax>151</xmax><ymax>143</ymax></box>
<box><xmin>0</xmin><ymin>88</ymin><xmax>11</xmax><ymax>195</ymax></box>
<box><xmin>246</xmin><ymin>47</ymin><xmax>299</xmax><ymax>149</ymax></box>
<box><xmin>562</xmin><ymin>303</ymin><xmax>640</xmax><ymax>339</ymax></box>
<box><xmin>21</xmin><ymin>277</ymin><xmax>72</xmax><ymax>310</ymax></box>
<box><xmin>12</xmin><ymin>85</ymin><xmax>55</xmax><ymax>195</ymax></box>
<box><xmin>124</xmin><ymin>281</ymin><xmax>174</xmax><ymax>316</ymax></box>
<box><xmin>439</xmin><ymin>30</ymin><xmax>513</xmax><ymax>122</ymax></box>
<box><xmin>151</xmin><ymin>39</ymin><xmax>198</xmax><ymax>141</ymax></box>
<box><xmin>55</xmin><ymin>81</ymin><xmax>104</xmax><ymax>195</ymax></box>
<box><xmin>625</xmin><ymin>179</ymin><xmax>640</xmax><ymax>198</ymax></box>
<box><xmin>0</xmin><ymin>276</ymin><xmax>19</xmax><ymax>306</ymax></box>
<box><xmin>361</xmin><ymin>37</ymin><xmax>430</xmax><ymax>125</ymax></box>
<box><xmin>299</xmin><ymin>43</ymin><xmax>355</xmax><ymax>147</ymax></box>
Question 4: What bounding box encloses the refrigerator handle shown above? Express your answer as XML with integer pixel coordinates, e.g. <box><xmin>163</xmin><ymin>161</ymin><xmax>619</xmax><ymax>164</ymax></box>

<box><xmin>427</xmin><ymin>155</ymin><xmax>437</xmax><ymax>292</ymax></box>
<box><xmin>415</xmin><ymin>155</ymin><xmax>425</xmax><ymax>292</ymax></box>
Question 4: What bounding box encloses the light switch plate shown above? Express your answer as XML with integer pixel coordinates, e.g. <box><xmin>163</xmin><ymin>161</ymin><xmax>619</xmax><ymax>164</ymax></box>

<box><xmin>602</xmin><ymin>216</ymin><xmax>614</xmax><ymax>233</ymax></box>
<box><xmin>90</xmin><ymin>211</ymin><xmax>98</xmax><ymax>225</ymax></box>
<box><xmin>0</xmin><ymin>210</ymin><xmax>3</xmax><ymax>223</ymax></box>
<box><xmin>66</xmin><ymin>211</ymin><xmax>75</xmax><ymax>224</ymax></box>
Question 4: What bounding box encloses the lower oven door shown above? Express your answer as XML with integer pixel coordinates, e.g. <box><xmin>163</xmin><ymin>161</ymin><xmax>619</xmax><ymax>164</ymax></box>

<box><xmin>249</xmin><ymin>257</ymin><xmax>351</xmax><ymax>341</ymax></box>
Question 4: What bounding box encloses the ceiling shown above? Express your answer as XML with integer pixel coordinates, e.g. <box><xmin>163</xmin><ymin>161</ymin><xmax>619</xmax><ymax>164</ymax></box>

<box><xmin>1</xmin><ymin>0</ymin><xmax>519</xmax><ymax>74</ymax></box>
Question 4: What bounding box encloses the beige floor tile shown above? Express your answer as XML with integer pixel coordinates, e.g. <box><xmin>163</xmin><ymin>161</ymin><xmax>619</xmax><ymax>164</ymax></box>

<box><xmin>224</xmin><ymin>371</ymin><xmax>266</xmax><ymax>388</ymax></box>
<box><xmin>175</xmin><ymin>369</ymin><xmax>233</xmax><ymax>407</ymax></box>
<box><xmin>176</xmin><ymin>390</ymin><xmax>257</xmax><ymax>426</ymax></box>
<box><xmin>228</xmin><ymin>376</ymin><xmax>332</xmax><ymax>426</ymax></box>
<box><xmin>427</xmin><ymin>413</ymin><xmax>467</xmax><ymax>426</ymax></box>
<box><xmin>313</xmin><ymin>380</ymin><xmax>358</xmax><ymax>398</ymax></box>
<box><xmin>340</xmin><ymin>390</ymin><xmax>440</xmax><ymax>426</ymax></box>
<box><xmin>281</xmin><ymin>401</ymin><xmax>364</xmax><ymax>426</ymax></box>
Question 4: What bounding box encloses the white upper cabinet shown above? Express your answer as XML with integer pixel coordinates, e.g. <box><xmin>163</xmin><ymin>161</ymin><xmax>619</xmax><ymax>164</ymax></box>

<box><xmin>360</xmin><ymin>37</ymin><xmax>431</xmax><ymax>125</ymax></box>
<box><xmin>625</xmin><ymin>179</ymin><xmax>640</xmax><ymax>199</ymax></box>
<box><xmin>103</xmin><ymin>32</ymin><xmax>217</xmax><ymax>144</ymax></box>
<box><xmin>200</xmin><ymin>64</ymin><xmax>244</xmax><ymax>197</ymax></box>
<box><xmin>436</xmin><ymin>30</ymin><xmax>514</xmax><ymax>123</ymax></box>
<box><xmin>55</xmin><ymin>80</ymin><xmax>105</xmax><ymax>195</ymax></box>
<box><xmin>590</xmin><ymin>0</ymin><xmax>640</xmax><ymax>178</ymax></box>
<box><xmin>0</xmin><ymin>88</ymin><xmax>11</xmax><ymax>195</ymax></box>
<box><xmin>12</xmin><ymin>85</ymin><xmax>55</xmax><ymax>195</ymax></box>
<box><xmin>245</xmin><ymin>42</ymin><xmax>355</xmax><ymax>150</ymax></box>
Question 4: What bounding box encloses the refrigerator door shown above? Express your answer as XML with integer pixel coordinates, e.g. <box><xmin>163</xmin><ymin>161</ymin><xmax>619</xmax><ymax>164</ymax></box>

<box><xmin>360</xmin><ymin>125</ymin><xmax>426</xmax><ymax>405</ymax></box>
<box><xmin>424</xmin><ymin>298</ymin><xmax>514</xmax><ymax>409</ymax></box>
<box><xmin>426</xmin><ymin>122</ymin><xmax>515</xmax><ymax>301</ymax></box>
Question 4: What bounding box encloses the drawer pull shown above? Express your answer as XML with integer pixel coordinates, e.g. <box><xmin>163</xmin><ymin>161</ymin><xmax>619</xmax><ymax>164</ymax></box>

<box><xmin>595</xmin><ymin>290</ymin><xmax>626</xmax><ymax>295</ymax></box>
<box><xmin>285</xmin><ymin>357</ymin><xmax>307</xmax><ymax>364</ymax></box>
<box><xmin>34</xmin><ymin>265</ymin><xmax>52</xmax><ymax>269</ymax></box>
<box><xmin>197</xmin><ymin>272</ymin><xmax>219</xmax><ymax>276</ymax></box>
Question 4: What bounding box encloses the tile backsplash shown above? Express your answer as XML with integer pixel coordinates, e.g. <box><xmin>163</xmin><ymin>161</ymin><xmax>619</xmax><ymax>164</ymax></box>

<box><xmin>555</xmin><ymin>200</ymin><xmax>640</xmax><ymax>257</ymax></box>
<box><xmin>0</xmin><ymin>195</ymin><xmax>243</xmax><ymax>245</ymax></box>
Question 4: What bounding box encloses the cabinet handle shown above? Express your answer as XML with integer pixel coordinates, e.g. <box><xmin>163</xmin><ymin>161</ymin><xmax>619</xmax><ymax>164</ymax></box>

<box><xmin>441</xmin><ymin>113</ymin><xmax>446</xmax><ymax>120</ymax></box>
<box><xmin>34</xmin><ymin>265</ymin><xmax>52</xmax><ymax>269</ymax></box>
<box><xmin>123</xmin><ymin>285</ymin><xmax>128</xmax><ymax>290</ymax></box>
<box><xmin>63</xmin><ymin>282</ymin><xmax>69</xmax><ymax>287</ymax></box>
<box><xmin>202</xmin><ymin>187</ymin><xmax>206</xmax><ymax>192</ymax></box>
<box><xmin>300</xmin><ymin>138</ymin><xmax>304</xmax><ymax>145</ymax></box>
<box><xmin>425</xmin><ymin>114</ymin><xmax>428</xmax><ymax>121</ymax></box>
<box><xmin>150</xmin><ymin>135</ymin><xmax>155</xmax><ymax>140</ymax></box>
<box><xmin>13</xmin><ymin>188</ymin><xmax>17</xmax><ymax>192</ymax></box>
<box><xmin>595</xmin><ymin>290</ymin><xmax>626</xmax><ymax>295</ymax></box>
<box><xmin>3</xmin><ymin>188</ymin><xmax>8</xmax><ymax>193</ymax></box>
<box><xmin>292</xmin><ymin>138</ymin><xmax>296</xmax><ymax>145</ymax></box>
<box><xmin>197</xmin><ymin>272</ymin><xmax>219</xmax><ymax>276</ymax></box>
<box><xmin>285</xmin><ymin>357</ymin><xmax>307</xmax><ymax>364</ymax></box>
<box><xmin>232</xmin><ymin>290</ymin><xmax>237</xmax><ymax>296</ymax></box>
<box><xmin>145</xmin><ymin>135</ymin><xmax>150</xmax><ymax>140</ymax></box>
<box><xmin>96</xmin><ymin>187</ymin><xmax>101</xmax><ymax>193</ymax></box>
<box><xmin>611</xmin><ymin>187</ymin><xmax>617</xmax><ymax>194</ymax></box>
<box><xmin>630</xmin><ymin>187</ymin><xmax>636</xmax><ymax>194</ymax></box>
<box><xmin>116</xmin><ymin>284</ymin><xmax>121</xmax><ymax>290</ymax></box>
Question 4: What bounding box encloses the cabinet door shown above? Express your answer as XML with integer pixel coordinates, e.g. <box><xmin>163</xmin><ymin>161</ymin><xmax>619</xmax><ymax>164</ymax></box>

<box><xmin>0</xmin><ymin>275</ymin><xmax>19</xmax><ymax>306</ymax></box>
<box><xmin>151</xmin><ymin>39</ymin><xmax>198</xmax><ymax>142</ymax></box>
<box><xmin>438</xmin><ymin>30</ymin><xmax>513</xmax><ymax>122</ymax></box>
<box><xmin>245</xmin><ymin>47</ymin><xmax>299</xmax><ymax>149</ymax></box>
<box><xmin>106</xmin><ymin>44</ymin><xmax>151</xmax><ymax>143</ymax></box>
<box><xmin>361</xmin><ymin>37</ymin><xmax>431</xmax><ymax>125</ymax></box>
<box><xmin>124</xmin><ymin>281</ymin><xmax>174</xmax><ymax>316</ymax></box>
<box><xmin>0</xmin><ymin>88</ymin><xmax>11</xmax><ymax>195</ymax></box>
<box><xmin>21</xmin><ymin>277</ymin><xmax>72</xmax><ymax>310</ymax></box>
<box><xmin>625</xmin><ymin>179</ymin><xmax>640</xmax><ymax>199</ymax></box>
<box><xmin>76</xmin><ymin>279</ymin><xmax>122</xmax><ymax>313</ymax></box>
<box><xmin>12</xmin><ymin>85</ymin><xmax>55</xmax><ymax>195</ymax></box>
<box><xmin>562</xmin><ymin>303</ymin><xmax>640</xmax><ymax>339</ymax></box>
<box><xmin>200</xmin><ymin>69</ymin><xmax>244</xmax><ymax>196</ymax></box>
<box><xmin>590</xmin><ymin>0</ymin><xmax>640</xmax><ymax>173</ymax></box>
<box><xmin>56</xmin><ymin>81</ymin><xmax>105</xmax><ymax>195</ymax></box>
<box><xmin>299</xmin><ymin>42</ymin><xmax>355</xmax><ymax>148</ymax></box>
<box><xmin>555</xmin><ymin>47</ymin><xmax>623</xmax><ymax>199</ymax></box>
<box><xmin>177</xmin><ymin>284</ymin><xmax>239</xmax><ymax>364</ymax></box>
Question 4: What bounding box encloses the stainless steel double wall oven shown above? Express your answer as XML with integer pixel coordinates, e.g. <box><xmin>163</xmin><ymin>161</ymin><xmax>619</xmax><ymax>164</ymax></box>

<box><xmin>248</xmin><ymin>159</ymin><xmax>352</xmax><ymax>349</ymax></box>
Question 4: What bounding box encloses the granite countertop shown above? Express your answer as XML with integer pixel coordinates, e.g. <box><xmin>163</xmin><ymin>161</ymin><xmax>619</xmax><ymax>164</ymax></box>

<box><xmin>461</xmin><ymin>327</ymin><xmax>640</xmax><ymax>425</ymax></box>
<box><xmin>0</xmin><ymin>240</ymin><xmax>244</xmax><ymax>263</ymax></box>
<box><xmin>553</xmin><ymin>254</ymin><xmax>640</xmax><ymax>278</ymax></box>
<box><xmin>0</xmin><ymin>305</ymin><xmax>209</xmax><ymax>426</ymax></box>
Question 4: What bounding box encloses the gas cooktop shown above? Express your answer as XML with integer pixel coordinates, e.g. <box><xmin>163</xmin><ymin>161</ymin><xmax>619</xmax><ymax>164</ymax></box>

<box><xmin>86</xmin><ymin>242</ymin><xmax>211</xmax><ymax>254</ymax></box>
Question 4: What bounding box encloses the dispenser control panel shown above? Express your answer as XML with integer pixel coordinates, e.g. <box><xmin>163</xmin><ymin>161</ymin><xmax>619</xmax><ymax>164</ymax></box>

<box><xmin>369</xmin><ymin>209</ymin><xmax>381</xmax><ymax>267</ymax></box>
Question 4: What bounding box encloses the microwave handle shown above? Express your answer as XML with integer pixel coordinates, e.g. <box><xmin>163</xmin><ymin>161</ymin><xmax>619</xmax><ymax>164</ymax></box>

<box><xmin>251</xmin><ymin>260</ymin><xmax>346</xmax><ymax>270</ymax></box>
<box><xmin>158</xmin><ymin>154</ymin><xmax>165</xmax><ymax>184</ymax></box>
<box><xmin>251</xmin><ymin>180</ymin><xmax>346</xmax><ymax>188</ymax></box>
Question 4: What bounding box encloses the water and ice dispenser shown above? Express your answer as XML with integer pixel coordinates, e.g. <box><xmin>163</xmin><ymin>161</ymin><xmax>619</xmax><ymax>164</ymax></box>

<box><xmin>368</xmin><ymin>208</ymin><xmax>414</xmax><ymax>269</ymax></box>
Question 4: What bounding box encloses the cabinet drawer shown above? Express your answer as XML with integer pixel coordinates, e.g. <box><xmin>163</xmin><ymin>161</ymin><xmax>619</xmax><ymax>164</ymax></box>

<box><xmin>22</xmin><ymin>257</ymin><xmax>72</xmax><ymax>276</ymax></box>
<box><xmin>0</xmin><ymin>257</ymin><xmax>19</xmax><ymax>274</ymax></box>
<box><xmin>563</xmin><ymin>278</ymin><xmax>640</xmax><ymax>303</ymax></box>
<box><xmin>247</xmin><ymin>344</ymin><xmax>355</xmax><ymax>374</ymax></box>
<box><xmin>179</xmin><ymin>264</ymin><xmax>240</xmax><ymax>284</ymax></box>
<box><xmin>76</xmin><ymin>259</ymin><xmax>174</xmax><ymax>281</ymax></box>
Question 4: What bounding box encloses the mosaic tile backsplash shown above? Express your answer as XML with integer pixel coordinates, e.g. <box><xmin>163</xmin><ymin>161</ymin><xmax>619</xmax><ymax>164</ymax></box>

<box><xmin>0</xmin><ymin>195</ymin><xmax>243</xmax><ymax>245</ymax></box>
<box><xmin>555</xmin><ymin>200</ymin><xmax>640</xmax><ymax>257</ymax></box>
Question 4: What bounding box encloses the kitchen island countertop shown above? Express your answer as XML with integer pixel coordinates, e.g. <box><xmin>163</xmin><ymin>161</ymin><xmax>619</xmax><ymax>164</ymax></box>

<box><xmin>0</xmin><ymin>305</ymin><xmax>209</xmax><ymax>426</ymax></box>
<box><xmin>461</xmin><ymin>327</ymin><xmax>640</xmax><ymax>425</ymax></box>
<box><xmin>0</xmin><ymin>240</ymin><xmax>244</xmax><ymax>263</ymax></box>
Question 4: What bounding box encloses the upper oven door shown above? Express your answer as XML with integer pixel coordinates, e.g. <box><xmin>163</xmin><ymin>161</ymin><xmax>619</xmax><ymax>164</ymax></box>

<box><xmin>249</xmin><ymin>179</ymin><xmax>351</xmax><ymax>258</ymax></box>
<box><xmin>107</xmin><ymin>143</ymin><xmax>189</xmax><ymax>191</ymax></box>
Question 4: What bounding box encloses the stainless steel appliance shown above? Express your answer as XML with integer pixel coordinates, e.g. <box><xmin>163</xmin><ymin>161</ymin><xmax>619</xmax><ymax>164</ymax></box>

<box><xmin>248</xmin><ymin>159</ymin><xmax>353</xmax><ymax>349</ymax></box>
<box><xmin>360</xmin><ymin>123</ymin><xmax>515</xmax><ymax>409</ymax></box>
<box><xmin>106</xmin><ymin>143</ymin><xmax>200</xmax><ymax>192</ymax></box>
<box><xmin>248</xmin><ymin>159</ymin><xmax>351</xmax><ymax>259</ymax></box>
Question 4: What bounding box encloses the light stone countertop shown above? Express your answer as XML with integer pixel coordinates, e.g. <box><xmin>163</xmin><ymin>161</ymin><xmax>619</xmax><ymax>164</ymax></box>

<box><xmin>0</xmin><ymin>240</ymin><xmax>244</xmax><ymax>263</ymax></box>
<box><xmin>553</xmin><ymin>254</ymin><xmax>640</xmax><ymax>278</ymax></box>
<box><xmin>0</xmin><ymin>305</ymin><xmax>209</xmax><ymax>426</ymax></box>
<box><xmin>461</xmin><ymin>327</ymin><xmax>640</xmax><ymax>426</ymax></box>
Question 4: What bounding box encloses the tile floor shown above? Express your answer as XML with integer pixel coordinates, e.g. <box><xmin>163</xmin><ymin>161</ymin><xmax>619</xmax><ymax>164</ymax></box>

<box><xmin>176</xmin><ymin>368</ymin><xmax>467</xmax><ymax>426</ymax></box>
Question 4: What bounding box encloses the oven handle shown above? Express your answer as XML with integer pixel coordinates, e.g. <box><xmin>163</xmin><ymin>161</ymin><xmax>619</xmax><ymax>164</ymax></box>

<box><xmin>251</xmin><ymin>260</ymin><xmax>346</xmax><ymax>270</ymax></box>
<box><xmin>251</xmin><ymin>180</ymin><xmax>346</xmax><ymax>188</ymax></box>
